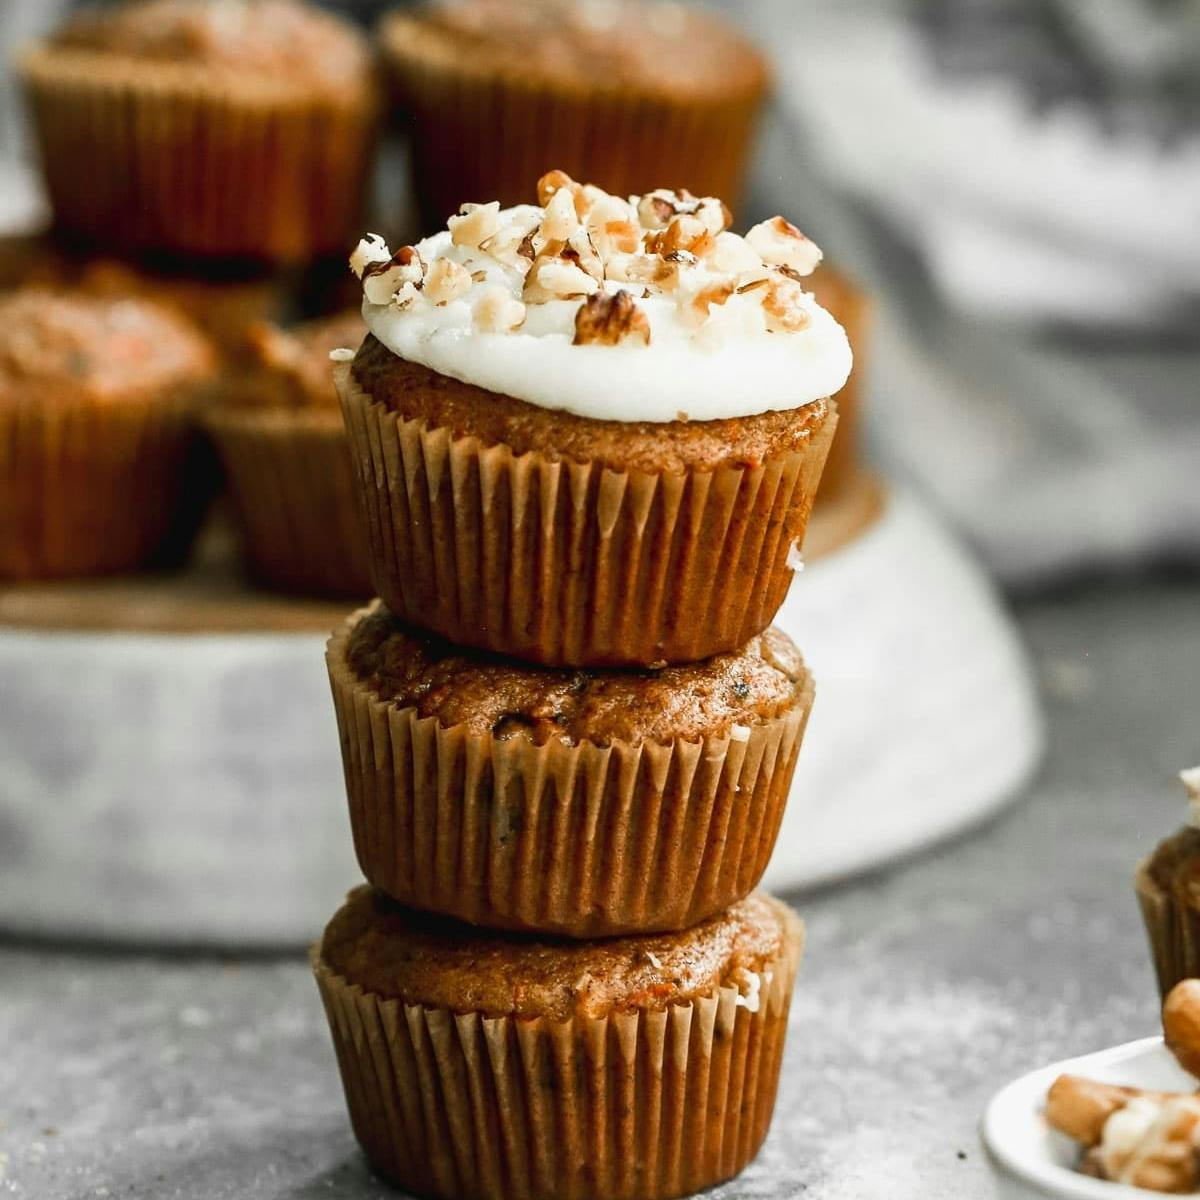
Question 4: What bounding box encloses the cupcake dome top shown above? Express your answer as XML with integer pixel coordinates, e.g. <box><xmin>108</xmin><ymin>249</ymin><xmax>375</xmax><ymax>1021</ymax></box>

<box><xmin>0</xmin><ymin>290</ymin><xmax>215</xmax><ymax>406</ymax></box>
<box><xmin>48</xmin><ymin>0</ymin><xmax>369</xmax><ymax>88</ymax></box>
<box><xmin>321</xmin><ymin>886</ymin><xmax>799</xmax><ymax>1020</ymax></box>
<box><xmin>350</xmin><ymin>170</ymin><xmax>853</xmax><ymax>422</ymax></box>
<box><xmin>345</xmin><ymin>603</ymin><xmax>809</xmax><ymax>747</ymax></box>
<box><xmin>381</xmin><ymin>0</ymin><xmax>767</xmax><ymax>95</ymax></box>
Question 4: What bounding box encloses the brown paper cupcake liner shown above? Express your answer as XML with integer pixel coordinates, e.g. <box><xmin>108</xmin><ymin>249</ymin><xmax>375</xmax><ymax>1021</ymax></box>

<box><xmin>326</xmin><ymin>614</ymin><xmax>814</xmax><ymax>937</ymax></box>
<box><xmin>0</xmin><ymin>390</ymin><xmax>199</xmax><ymax>579</ymax></box>
<box><xmin>380</xmin><ymin>31</ymin><xmax>765</xmax><ymax>227</ymax></box>
<box><xmin>1135</xmin><ymin>852</ymin><xmax>1200</xmax><ymax>999</ymax></box>
<box><xmin>311</xmin><ymin>920</ymin><xmax>802</xmax><ymax>1200</ymax></box>
<box><xmin>20</xmin><ymin>49</ymin><xmax>377</xmax><ymax>264</ymax></box>
<box><xmin>206</xmin><ymin>407</ymin><xmax>371</xmax><ymax>598</ymax></box>
<box><xmin>336</xmin><ymin>363</ymin><xmax>837</xmax><ymax>667</ymax></box>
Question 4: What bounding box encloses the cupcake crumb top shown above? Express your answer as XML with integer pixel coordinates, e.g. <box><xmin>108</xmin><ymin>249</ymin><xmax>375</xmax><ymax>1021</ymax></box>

<box><xmin>231</xmin><ymin>311</ymin><xmax>364</xmax><ymax>410</ymax></box>
<box><xmin>342</xmin><ymin>602</ymin><xmax>810</xmax><ymax>747</ymax></box>
<box><xmin>321</xmin><ymin>886</ymin><xmax>800</xmax><ymax>1021</ymax></box>
<box><xmin>349</xmin><ymin>170</ymin><xmax>852</xmax><ymax>422</ymax></box>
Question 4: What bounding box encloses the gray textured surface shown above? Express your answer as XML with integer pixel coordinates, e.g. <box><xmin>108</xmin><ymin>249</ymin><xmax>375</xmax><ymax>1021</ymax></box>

<box><xmin>1</xmin><ymin>577</ymin><xmax>1197</xmax><ymax>1200</ymax></box>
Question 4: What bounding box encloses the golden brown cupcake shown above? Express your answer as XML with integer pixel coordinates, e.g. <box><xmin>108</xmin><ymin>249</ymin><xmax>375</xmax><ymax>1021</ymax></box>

<box><xmin>339</xmin><ymin>171</ymin><xmax>848</xmax><ymax>667</ymax></box>
<box><xmin>205</xmin><ymin>311</ymin><xmax>370</xmax><ymax>598</ymax></box>
<box><xmin>327</xmin><ymin>602</ymin><xmax>814</xmax><ymax>936</ymax></box>
<box><xmin>20</xmin><ymin>0</ymin><xmax>378</xmax><ymax>264</ymax></box>
<box><xmin>1137</xmin><ymin>769</ymin><xmax>1200</xmax><ymax>998</ymax></box>
<box><xmin>0</xmin><ymin>289</ymin><xmax>217</xmax><ymax>579</ymax></box>
<box><xmin>313</xmin><ymin>885</ymin><xmax>803</xmax><ymax>1200</ymax></box>
<box><xmin>379</xmin><ymin>0</ymin><xmax>769</xmax><ymax>228</ymax></box>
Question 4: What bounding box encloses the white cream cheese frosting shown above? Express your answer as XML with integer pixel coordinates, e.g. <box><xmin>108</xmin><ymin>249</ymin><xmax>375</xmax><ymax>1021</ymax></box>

<box><xmin>1182</xmin><ymin>765</ymin><xmax>1200</xmax><ymax>828</ymax></box>
<box><xmin>350</xmin><ymin>173</ymin><xmax>852</xmax><ymax>423</ymax></box>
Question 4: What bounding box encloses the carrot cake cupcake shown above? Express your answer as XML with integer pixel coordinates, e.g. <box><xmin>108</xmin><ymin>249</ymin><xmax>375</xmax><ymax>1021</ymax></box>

<box><xmin>379</xmin><ymin>0</ymin><xmax>769</xmax><ymax>228</ymax></box>
<box><xmin>1137</xmin><ymin>768</ymin><xmax>1200</xmax><ymax>997</ymax></box>
<box><xmin>327</xmin><ymin>602</ymin><xmax>814</xmax><ymax>936</ymax></box>
<box><xmin>206</xmin><ymin>312</ymin><xmax>370</xmax><ymax>598</ymax></box>
<box><xmin>313</xmin><ymin>885</ymin><xmax>803</xmax><ymax>1200</ymax></box>
<box><xmin>0</xmin><ymin>289</ymin><xmax>216</xmax><ymax>579</ymax></box>
<box><xmin>339</xmin><ymin>170</ymin><xmax>850</xmax><ymax>666</ymax></box>
<box><xmin>20</xmin><ymin>0</ymin><xmax>378</xmax><ymax>263</ymax></box>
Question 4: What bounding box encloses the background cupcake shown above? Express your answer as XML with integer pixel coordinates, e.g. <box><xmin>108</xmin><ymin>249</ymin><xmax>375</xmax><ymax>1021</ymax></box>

<box><xmin>313</xmin><ymin>885</ymin><xmax>803</xmax><ymax>1200</ymax></box>
<box><xmin>327</xmin><ymin>602</ymin><xmax>815</xmax><ymax>936</ymax></box>
<box><xmin>340</xmin><ymin>171</ymin><xmax>847</xmax><ymax>666</ymax></box>
<box><xmin>0</xmin><ymin>288</ymin><xmax>217</xmax><ymax>579</ymax></box>
<box><xmin>379</xmin><ymin>0</ymin><xmax>770</xmax><ymax>229</ymax></box>
<box><xmin>19</xmin><ymin>0</ymin><xmax>379</xmax><ymax>263</ymax></box>
<box><xmin>206</xmin><ymin>311</ymin><xmax>371</xmax><ymax>598</ymax></box>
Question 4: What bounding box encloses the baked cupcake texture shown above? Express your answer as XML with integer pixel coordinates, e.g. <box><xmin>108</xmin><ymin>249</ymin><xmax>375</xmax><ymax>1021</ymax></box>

<box><xmin>327</xmin><ymin>602</ymin><xmax>813</xmax><ymax>936</ymax></box>
<box><xmin>0</xmin><ymin>289</ymin><xmax>216</xmax><ymax>579</ymax></box>
<box><xmin>1137</xmin><ymin>768</ymin><xmax>1200</xmax><ymax>998</ymax></box>
<box><xmin>340</xmin><ymin>170</ymin><xmax>848</xmax><ymax>666</ymax></box>
<box><xmin>313</xmin><ymin>885</ymin><xmax>803</xmax><ymax>1200</ymax></box>
<box><xmin>379</xmin><ymin>0</ymin><xmax>769</xmax><ymax>228</ymax></box>
<box><xmin>20</xmin><ymin>0</ymin><xmax>378</xmax><ymax>263</ymax></box>
<box><xmin>206</xmin><ymin>311</ymin><xmax>371</xmax><ymax>598</ymax></box>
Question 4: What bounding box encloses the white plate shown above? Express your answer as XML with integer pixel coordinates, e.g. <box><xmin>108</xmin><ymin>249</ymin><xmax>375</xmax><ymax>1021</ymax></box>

<box><xmin>982</xmin><ymin>1037</ymin><xmax>1197</xmax><ymax>1199</ymax></box>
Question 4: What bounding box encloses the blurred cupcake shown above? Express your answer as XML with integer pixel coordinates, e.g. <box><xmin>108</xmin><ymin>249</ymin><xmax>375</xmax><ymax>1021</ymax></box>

<box><xmin>313</xmin><ymin>885</ymin><xmax>803</xmax><ymax>1200</ymax></box>
<box><xmin>0</xmin><ymin>289</ymin><xmax>217</xmax><ymax>579</ymax></box>
<box><xmin>379</xmin><ymin>0</ymin><xmax>769</xmax><ymax>228</ymax></box>
<box><xmin>205</xmin><ymin>312</ymin><xmax>370</xmax><ymax>598</ymax></box>
<box><xmin>20</xmin><ymin>0</ymin><xmax>378</xmax><ymax>264</ymax></box>
<box><xmin>1136</xmin><ymin>768</ymin><xmax>1200</xmax><ymax>998</ymax></box>
<box><xmin>339</xmin><ymin>171</ymin><xmax>847</xmax><ymax>666</ymax></box>
<box><xmin>804</xmin><ymin>265</ymin><xmax>870</xmax><ymax>506</ymax></box>
<box><xmin>0</xmin><ymin>232</ymin><xmax>290</xmax><ymax>363</ymax></box>
<box><xmin>327</xmin><ymin>602</ymin><xmax>814</xmax><ymax>936</ymax></box>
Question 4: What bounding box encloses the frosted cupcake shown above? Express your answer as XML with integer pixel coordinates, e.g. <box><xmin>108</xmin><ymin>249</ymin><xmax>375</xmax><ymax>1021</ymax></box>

<box><xmin>339</xmin><ymin>170</ymin><xmax>849</xmax><ymax>666</ymax></box>
<box><xmin>327</xmin><ymin>601</ymin><xmax>814</xmax><ymax>936</ymax></box>
<box><xmin>313</xmin><ymin>886</ymin><xmax>803</xmax><ymax>1200</ymax></box>
<box><xmin>205</xmin><ymin>312</ymin><xmax>370</xmax><ymax>598</ymax></box>
<box><xmin>20</xmin><ymin>0</ymin><xmax>378</xmax><ymax>264</ymax></box>
<box><xmin>379</xmin><ymin>0</ymin><xmax>769</xmax><ymax>228</ymax></box>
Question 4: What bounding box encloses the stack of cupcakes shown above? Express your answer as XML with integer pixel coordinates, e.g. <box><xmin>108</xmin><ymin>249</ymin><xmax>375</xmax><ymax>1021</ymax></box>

<box><xmin>9</xmin><ymin>0</ymin><xmax>379</xmax><ymax>588</ymax></box>
<box><xmin>311</xmin><ymin>169</ymin><xmax>853</xmax><ymax>1199</ymax></box>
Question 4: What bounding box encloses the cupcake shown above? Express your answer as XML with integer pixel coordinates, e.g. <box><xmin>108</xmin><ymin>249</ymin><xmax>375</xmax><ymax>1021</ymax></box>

<box><xmin>327</xmin><ymin>602</ymin><xmax>814</xmax><ymax>937</ymax></box>
<box><xmin>313</xmin><ymin>885</ymin><xmax>803</xmax><ymax>1200</ymax></box>
<box><xmin>803</xmin><ymin>265</ymin><xmax>870</xmax><ymax>506</ymax></box>
<box><xmin>19</xmin><ymin>0</ymin><xmax>378</xmax><ymax>264</ymax></box>
<box><xmin>205</xmin><ymin>311</ymin><xmax>370</xmax><ymax>598</ymax></box>
<box><xmin>378</xmin><ymin>0</ymin><xmax>770</xmax><ymax>228</ymax></box>
<box><xmin>339</xmin><ymin>171</ymin><xmax>848</xmax><ymax>666</ymax></box>
<box><xmin>0</xmin><ymin>289</ymin><xmax>217</xmax><ymax>579</ymax></box>
<box><xmin>1136</xmin><ymin>768</ymin><xmax>1200</xmax><ymax>998</ymax></box>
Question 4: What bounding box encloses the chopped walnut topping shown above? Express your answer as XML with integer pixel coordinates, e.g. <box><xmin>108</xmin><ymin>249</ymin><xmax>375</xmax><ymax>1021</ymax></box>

<box><xmin>572</xmin><ymin>290</ymin><xmax>651</xmax><ymax>347</ymax></box>
<box><xmin>359</xmin><ymin>244</ymin><xmax>425</xmax><ymax>305</ymax></box>
<box><xmin>746</xmin><ymin>216</ymin><xmax>823</xmax><ymax>276</ymax></box>
<box><xmin>524</xmin><ymin>255</ymin><xmax>600</xmax><ymax>303</ymax></box>
<box><xmin>645</xmin><ymin>214</ymin><xmax>716</xmax><ymax>259</ymax></box>
<box><xmin>536</xmin><ymin>168</ymin><xmax>578</xmax><ymax>209</ymax></box>
<box><xmin>710</xmin><ymin>231</ymin><xmax>763</xmax><ymax>277</ymax></box>
<box><xmin>687</xmin><ymin>281</ymin><xmax>736</xmax><ymax>327</ymax></box>
<box><xmin>635</xmin><ymin>187</ymin><xmax>702</xmax><ymax>230</ymax></box>
<box><xmin>424</xmin><ymin>258</ymin><xmax>473</xmax><ymax>305</ymax></box>
<box><xmin>763</xmin><ymin>275</ymin><xmax>810</xmax><ymax>333</ymax></box>
<box><xmin>348</xmin><ymin>233</ymin><xmax>390</xmax><ymax>280</ymax></box>
<box><xmin>449</xmin><ymin>201</ymin><xmax>502</xmax><ymax>249</ymax></box>
<box><xmin>474</xmin><ymin>287</ymin><xmax>526</xmax><ymax>332</ymax></box>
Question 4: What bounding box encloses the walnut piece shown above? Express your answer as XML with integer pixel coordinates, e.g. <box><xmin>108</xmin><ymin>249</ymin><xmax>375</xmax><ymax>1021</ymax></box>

<box><xmin>474</xmin><ymin>287</ymin><xmax>526</xmax><ymax>332</ymax></box>
<box><xmin>449</xmin><ymin>201</ymin><xmax>502</xmax><ymax>249</ymax></box>
<box><xmin>746</xmin><ymin>216</ymin><xmax>823</xmax><ymax>276</ymax></box>
<box><xmin>572</xmin><ymin>290</ymin><xmax>651</xmax><ymax>347</ymax></box>
<box><xmin>763</xmin><ymin>275</ymin><xmax>811</xmax><ymax>333</ymax></box>
<box><xmin>359</xmin><ymin>244</ymin><xmax>424</xmax><ymax>306</ymax></box>
<box><xmin>424</xmin><ymin>258</ymin><xmax>472</xmax><ymax>305</ymax></box>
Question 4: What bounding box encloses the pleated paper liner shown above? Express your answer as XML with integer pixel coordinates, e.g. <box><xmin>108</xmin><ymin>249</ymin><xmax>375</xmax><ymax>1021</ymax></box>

<box><xmin>206</xmin><ymin>407</ymin><xmax>371</xmax><ymax>599</ymax></box>
<box><xmin>0</xmin><ymin>390</ymin><xmax>199</xmax><ymax>579</ymax></box>
<box><xmin>1136</xmin><ymin>830</ymin><xmax>1200</xmax><ymax>999</ymax></box>
<box><xmin>335</xmin><ymin>363</ymin><xmax>837</xmax><ymax>667</ymax></box>
<box><xmin>326</xmin><ymin>611</ymin><xmax>814</xmax><ymax>937</ymax></box>
<box><xmin>19</xmin><ymin>47</ymin><xmax>377</xmax><ymax>264</ymax></box>
<box><xmin>379</xmin><ymin>17</ymin><xmax>767</xmax><ymax>229</ymax></box>
<box><xmin>311</xmin><ymin>913</ymin><xmax>803</xmax><ymax>1200</ymax></box>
